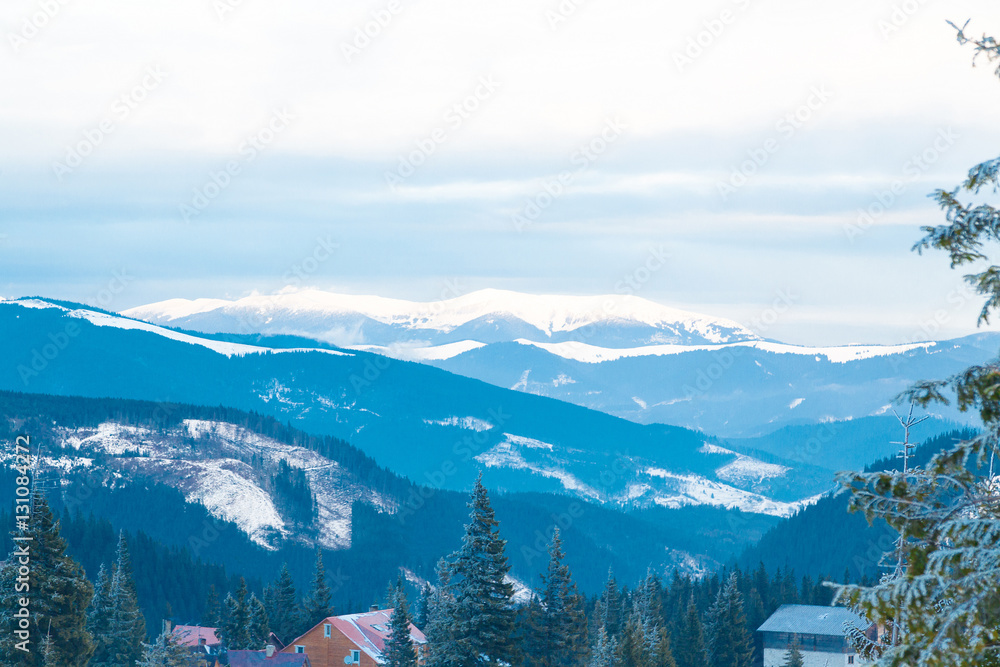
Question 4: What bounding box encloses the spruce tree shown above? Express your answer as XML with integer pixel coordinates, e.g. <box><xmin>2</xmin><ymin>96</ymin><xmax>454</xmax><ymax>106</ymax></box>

<box><xmin>267</xmin><ymin>563</ymin><xmax>301</xmax><ymax>643</ymax></box>
<box><xmin>589</xmin><ymin>626</ymin><xmax>619</xmax><ymax>667</ymax></box>
<box><xmin>106</xmin><ymin>531</ymin><xmax>146</xmax><ymax>666</ymax></box>
<box><xmin>414</xmin><ymin>583</ymin><xmax>432</xmax><ymax>631</ymax></box>
<box><xmin>425</xmin><ymin>559</ymin><xmax>458</xmax><ymax>667</ymax></box>
<box><xmin>704</xmin><ymin>573</ymin><xmax>753</xmax><ymax>667</ymax></box>
<box><xmin>525</xmin><ymin>528</ymin><xmax>588</xmax><ymax>667</ymax></box>
<box><xmin>673</xmin><ymin>596</ymin><xmax>707</xmax><ymax>667</ymax></box>
<box><xmin>138</xmin><ymin>627</ymin><xmax>192</xmax><ymax>667</ymax></box>
<box><xmin>88</xmin><ymin>563</ymin><xmax>114</xmax><ymax>666</ymax></box>
<box><xmin>301</xmin><ymin>548</ymin><xmax>334</xmax><ymax>629</ymax></box>
<box><xmin>0</xmin><ymin>493</ymin><xmax>94</xmax><ymax>666</ymax></box>
<box><xmin>385</xmin><ymin>579</ymin><xmax>419</xmax><ymax>667</ymax></box>
<box><xmin>435</xmin><ymin>475</ymin><xmax>516</xmax><ymax>667</ymax></box>
<box><xmin>781</xmin><ymin>639</ymin><xmax>804</xmax><ymax>667</ymax></box>
<box><xmin>594</xmin><ymin>569</ymin><xmax>621</xmax><ymax>639</ymax></box>
<box><xmin>203</xmin><ymin>585</ymin><xmax>222</xmax><ymax>627</ymax></box>
<box><xmin>220</xmin><ymin>578</ymin><xmax>252</xmax><ymax>650</ymax></box>
<box><xmin>248</xmin><ymin>593</ymin><xmax>271</xmax><ymax>649</ymax></box>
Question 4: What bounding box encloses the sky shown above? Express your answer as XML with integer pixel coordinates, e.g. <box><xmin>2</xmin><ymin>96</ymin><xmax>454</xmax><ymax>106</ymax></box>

<box><xmin>2</xmin><ymin>0</ymin><xmax>1000</xmax><ymax>345</ymax></box>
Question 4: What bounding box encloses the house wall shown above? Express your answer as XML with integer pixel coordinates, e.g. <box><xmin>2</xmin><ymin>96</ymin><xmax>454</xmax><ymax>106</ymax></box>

<box><xmin>762</xmin><ymin>647</ymin><xmax>870</xmax><ymax>667</ymax></box>
<box><xmin>280</xmin><ymin>624</ymin><xmax>380</xmax><ymax>667</ymax></box>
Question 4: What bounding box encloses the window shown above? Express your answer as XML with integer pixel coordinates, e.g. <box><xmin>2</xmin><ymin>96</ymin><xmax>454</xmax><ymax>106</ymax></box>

<box><xmin>295</xmin><ymin>646</ymin><xmax>305</xmax><ymax>654</ymax></box>
<box><xmin>352</xmin><ymin>650</ymin><xmax>361</xmax><ymax>663</ymax></box>
<box><xmin>324</xmin><ymin>624</ymin><xmax>332</xmax><ymax>637</ymax></box>
<box><xmin>847</xmin><ymin>657</ymin><xmax>854</xmax><ymax>665</ymax></box>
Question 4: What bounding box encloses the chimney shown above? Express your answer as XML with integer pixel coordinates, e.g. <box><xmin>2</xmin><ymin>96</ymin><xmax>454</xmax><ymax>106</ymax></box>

<box><xmin>266</xmin><ymin>644</ymin><xmax>276</xmax><ymax>658</ymax></box>
<box><xmin>162</xmin><ymin>619</ymin><xmax>172</xmax><ymax>635</ymax></box>
<box><xmin>370</xmin><ymin>604</ymin><xmax>379</xmax><ymax>612</ymax></box>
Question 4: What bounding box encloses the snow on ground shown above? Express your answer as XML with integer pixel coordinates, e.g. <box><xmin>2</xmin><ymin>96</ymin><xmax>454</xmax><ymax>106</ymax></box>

<box><xmin>476</xmin><ymin>441</ymin><xmax>601</xmax><ymax>501</ymax></box>
<box><xmin>505</xmin><ymin>575</ymin><xmax>535</xmax><ymax>604</ymax></box>
<box><xmin>789</xmin><ymin>398</ymin><xmax>805</xmax><ymax>409</ymax></box>
<box><xmin>697</xmin><ymin>442</ymin><xmax>789</xmax><ymax>485</ymax></box>
<box><xmin>173</xmin><ymin>458</ymin><xmax>287</xmax><ymax>549</ymax></box>
<box><xmin>644</xmin><ymin>467</ymin><xmax>811</xmax><ymax>518</ymax></box>
<box><xmin>61</xmin><ymin>422</ymin><xmax>156</xmax><ymax>456</ymax></box>
<box><xmin>351</xmin><ymin>340</ymin><xmax>487</xmax><ymax>361</ymax></box>
<box><xmin>422</xmin><ymin>416</ymin><xmax>496</xmax><ymax>431</ymax></box>
<box><xmin>507</xmin><ymin>338</ymin><xmax>936</xmax><ymax>365</ymax></box>
<box><xmin>124</xmin><ymin>288</ymin><xmax>758</xmax><ymax>341</ymax></box>
<box><xmin>2</xmin><ymin>298</ymin><xmax>352</xmax><ymax>358</ymax></box>
<box><xmin>503</xmin><ymin>433</ymin><xmax>554</xmax><ymax>450</ymax></box>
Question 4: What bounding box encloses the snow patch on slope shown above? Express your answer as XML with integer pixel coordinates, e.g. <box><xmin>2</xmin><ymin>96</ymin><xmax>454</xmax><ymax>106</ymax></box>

<box><xmin>643</xmin><ymin>467</ymin><xmax>809</xmax><ymax>518</ymax></box>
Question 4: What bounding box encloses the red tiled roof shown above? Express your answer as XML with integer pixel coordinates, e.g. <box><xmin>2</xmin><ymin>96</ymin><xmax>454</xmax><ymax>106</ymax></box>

<box><xmin>172</xmin><ymin>625</ymin><xmax>220</xmax><ymax>647</ymax></box>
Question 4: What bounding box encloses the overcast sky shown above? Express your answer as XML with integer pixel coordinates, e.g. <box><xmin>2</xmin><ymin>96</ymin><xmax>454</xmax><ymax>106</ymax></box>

<box><xmin>2</xmin><ymin>0</ymin><xmax>1000</xmax><ymax>345</ymax></box>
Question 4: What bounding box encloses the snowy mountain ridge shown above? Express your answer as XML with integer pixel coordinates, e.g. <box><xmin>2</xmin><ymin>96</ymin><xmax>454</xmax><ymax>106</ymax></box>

<box><xmin>122</xmin><ymin>288</ymin><xmax>760</xmax><ymax>348</ymax></box>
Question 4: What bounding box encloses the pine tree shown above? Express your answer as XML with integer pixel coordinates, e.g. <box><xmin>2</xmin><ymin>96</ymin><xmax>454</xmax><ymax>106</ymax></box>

<box><xmin>203</xmin><ymin>585</ymin><xmax>222</xmax><ymax>627</ymax></box>
<box><xmin>248</xmin><ymin>593</ymin><xmax>270</xmax><ymax>650</ymax></box>
<box><xmin>220</xmin><ymin>577</ymin><xmax>252</xmax><ymax>650</ymax></box>
<box><xmin>138</xmin><ymin>627</ymin><xmax>192</xmax><ymax>667</ymax></box>
<box><xmin>414</xmin><ymin>583</ymin><xmax>432</xmax><ymax>631</ymax></box>
<box><xmin>781</xmin><ymin>638</ymin><xmax>804</xmax><ymax>667</ymax></box>
<box><xmin>524</xmin><ymin>528</ymin><xmax>589</xmax><ymax>667</ymax></box>
<box><xmin>831</xmin><ymin>27</ymin><xmax>1000</xmax><ymax>661</ymax></box>
<box><xmin>0</xmin><ymin>493</ymin><xmax>94</xmax><ymax>666</ymax></box>
<box><xmin>266</xmin><ymin>563</ymin><xmax>301</xmax><ymax>643</ymax></box>
<box><xmin>106</xmin><ymin>531</ymin><xmax>146</xmax><ymax>666</ymax></box>
<box><xmin>704</xmin><ymin>574</ymin><xmax>752</xmax><ymax>667</ymax></box>
<box><xmin>589</xmin><ymin>626</ymin><xmax>619</xmax><ymax>667</ymax></box>
<box><xmin>385</xmin><ymin>579</ymin><xmax>419</xmax><ymax>667</ymax></box>
<box><xmin>673</xmin><ymin>597</ymin><xmax>707</xmax><ymax>667</ymax></box>
<box><xmin>434</xmin><ymin>475</ymin><xmax>516</xmax><ymax>667</ymax></box>
<box><xmin>88</xmin><ymin>563</ymin><xmax>114</xmax><ymax>666</ymax></box>
<box><xmin>301</xmin><ymin>548</ymin><xmax>334</xmax><ymax>628</ymax></box>
<box><xmin>425</xmin><ymin>559</ymin><xmax>458</xmax><ymax>667</ymax></box>
<box><xmin>594</xmin><ymin>569</ymin><xmax>622</xmax><ymax>639</ymax></box>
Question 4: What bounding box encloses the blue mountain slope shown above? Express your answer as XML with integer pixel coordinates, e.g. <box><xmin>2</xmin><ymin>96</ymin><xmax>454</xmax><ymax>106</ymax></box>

<box><xmin>0</xmin><ymin>299</ymin><xmax>830</xmax><ymax>512</ymax></box>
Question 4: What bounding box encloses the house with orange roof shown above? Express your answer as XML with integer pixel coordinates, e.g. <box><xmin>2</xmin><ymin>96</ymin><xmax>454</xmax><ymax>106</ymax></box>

<box><xmin>282</xmin><ymin>606</ymin><xmax>427</xmax><ymax>667</ymax></box>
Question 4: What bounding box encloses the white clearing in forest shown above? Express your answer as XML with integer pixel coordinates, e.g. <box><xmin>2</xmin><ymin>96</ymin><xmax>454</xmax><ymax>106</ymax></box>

<box><xmin>422</xmin><ymin>416</ymin><xmax>495</xmax><ymax>432</ymax></box>
<box><xmin>644</xmin><ymin>467</ymin><xmax>808</xmax><ymax>518</ymax></box>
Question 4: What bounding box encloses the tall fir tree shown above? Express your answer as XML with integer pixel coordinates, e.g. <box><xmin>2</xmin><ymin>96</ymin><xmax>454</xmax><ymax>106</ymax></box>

<box><xmin>425</xmin><ymin>558</ymin><xmax>457</xmax><ymax>667</ymax></box>
<box><xmin>87</xmin><ymin>563</ymin><xmax>114</xmax><ymax>667</ymax></box>
<box><xmin>414</xmin><ymin>583</ymin><xmax>432</xmax><ymax>631</ymax></box>
<box><xmin>220</xmin><ymin>578</ymin><xmax>252</xmax><ymax>650</ymax></box>
<box><xmin>248</xmin><ymin>593</ymin><xmax>271</xmax><ymax>650</ymax></box>
<box><xmin>673</xmin><ymin>597</ymin><xmax>707</xmax><ymax>667</ymax></box>
<box><xmin>0</xmin><ymin>493</ymin><xmax>94</xmax><ymax>666</ymax></box>
<box><xmin>589</xmin><ymin>626</ymin><xmax>619</xmax><ymax>667</ymax></box>
<box><xmin>137</xmin><ymin>627</ymin><xmax>192</xmax><ymax>667</ymax></box>
<box><xmin>301</xmin><ymin>548</ymin><xmax>334</xmax><ymax>628</ymax></box>
<box><xmin>704</xmin><ymin>573</ymin><xmax>753</xmax><ymax>667</ymax></box>
<box><xmin>594</xmin><ymin>569</ymin><xmax>622</xmax><ymax>639</ymax></box>
<box><xmin>524</xmin><ymin>528</ymin><xmax>589</xmax><ymax>667</ymax></box>
<box><xmin>106</xmin><ymin>531</ymin><xmax>146</xmax><ymax>666</ymax></box>
<box><xmin>266</xmin><ymin>563</ymin><xmax>301</xmax><ymax>643</ymax></box>
<box><xmin>385</xmin><ymin>578</ymin><xmax>419</xmax><ymax>667</ymax></box>
<box><xmin>434</xmin><ymin>475</ymin><xmax>516</xmax><ymax>667</ymax></box>
<box><xmin>781</xmin><ymin>639</ymin><xmax>804</xmax><ymax>667</ymax></box>
<box><xmin>203</xmin><ymin>585</ymin><xmax>222</xmax><ymax>627</ymax></box>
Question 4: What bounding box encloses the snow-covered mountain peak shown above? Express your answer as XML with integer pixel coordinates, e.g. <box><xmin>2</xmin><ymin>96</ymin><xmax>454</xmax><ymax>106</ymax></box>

<box><xmin>122</xmin><ymin>288</ymin><xmax>761</xmax><ymax>347</ymax></box>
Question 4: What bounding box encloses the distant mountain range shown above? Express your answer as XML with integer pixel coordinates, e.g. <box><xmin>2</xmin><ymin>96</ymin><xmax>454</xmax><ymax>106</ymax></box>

<box><xmin>123</xmin><ymin>288</ymin><xmax>999</xmax><ymax>437</ymax></box>
<box><xmin>122</xmin><ymin>288</ymin><xmax>760</xmax><ymax>349</ymax></box>
<box><xmin>1</xmin><ymin>297</ymin><xmax>832</xmax><ymax>518</ymax></box>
